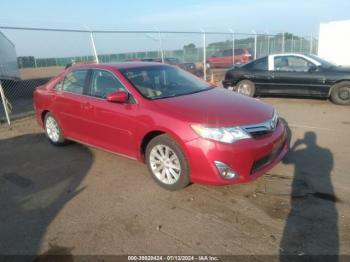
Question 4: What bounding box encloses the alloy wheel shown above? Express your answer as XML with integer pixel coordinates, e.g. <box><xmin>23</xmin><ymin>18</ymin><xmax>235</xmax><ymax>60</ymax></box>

<box><xmin>45</xmin><ymin>116</ymin><xmax>60</xmax><ymax>143</ymax></box>
<box><xmin>237</xmin><ymin>83</ymin><xmax>251</xmax><ymax>96</ymax></box>
<box><xmin>149</xmin><ymin>144</ymin><xmax>181</xmax><ymax>185</ymax></box>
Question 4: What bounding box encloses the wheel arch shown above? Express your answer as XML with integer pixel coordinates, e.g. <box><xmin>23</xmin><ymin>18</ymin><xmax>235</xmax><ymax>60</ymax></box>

<box><xmin>41</xmin><ymin>110</ymin><xmax>67</xmax><ymax>137</ymax></box>
<box><xmin>139</xmin><ymin>128</ymin><xmax>190</xmax><ymax>162</ymax></box>
<box><xmin>41</xmin><ymin>110</ymin><xmax>50</xmax><ymax>124</ymax></box>
<box><xmin>328</xmin><ymin>79</ymin><xmax>350</xmax><ymax>97</ymax></box>
<box><xmin>140</xmin><ymin>130</ymin><xmax>165</xmax><ymax>161</ymax></box>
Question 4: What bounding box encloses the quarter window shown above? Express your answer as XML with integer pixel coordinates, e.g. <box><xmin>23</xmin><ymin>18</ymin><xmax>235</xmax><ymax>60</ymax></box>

<box><xmin>251</xmin><ymin>57</ymin><xmax>268</xmax><ymax>70</ymax></box>
<box><xmin>244</xmin><ymin>57</ymin><xmax>268</xmax><ymax>71</ymax></box>
<box><xmin>90</xmin><ymin>70</ymin><xmax>127</xmax><ymax>98</ymax></box>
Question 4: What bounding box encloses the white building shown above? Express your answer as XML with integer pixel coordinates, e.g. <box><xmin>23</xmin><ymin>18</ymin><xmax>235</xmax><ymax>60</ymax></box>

<box><xmin>318</xmin><ymin>20</ymin><xmax>350</xmax><ymax>66</ymax></box>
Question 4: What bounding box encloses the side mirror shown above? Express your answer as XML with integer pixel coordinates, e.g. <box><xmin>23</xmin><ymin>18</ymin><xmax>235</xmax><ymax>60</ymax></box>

<box><xmin>106</xmin><ymin>91</ymin><xmax>129</xmax><ymax>103</ymax></box>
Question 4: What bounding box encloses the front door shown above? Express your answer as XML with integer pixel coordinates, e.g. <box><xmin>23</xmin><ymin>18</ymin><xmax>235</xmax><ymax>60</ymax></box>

<box><xmin>82</xmin><ymin>69</ymin><xmax>139</xmax><ymax>157</ymax></box>
<box><xmin>269</xmin><ymin>55</ymin><xmax>328</xmax><ymax>96</ymax></box>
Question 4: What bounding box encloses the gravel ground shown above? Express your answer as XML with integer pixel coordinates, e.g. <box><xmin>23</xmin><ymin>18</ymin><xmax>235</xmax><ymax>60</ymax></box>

<box><xmin>0</xmin><ymin>97</ymin><xmax>349</xmax><ymax>259</ymax></box>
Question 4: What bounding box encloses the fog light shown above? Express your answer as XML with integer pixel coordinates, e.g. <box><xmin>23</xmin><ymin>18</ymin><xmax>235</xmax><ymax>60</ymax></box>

<box><xmin>214</xmin><ymin>161</ymin><xmax>238</xmax><ymax>179</ymax></box>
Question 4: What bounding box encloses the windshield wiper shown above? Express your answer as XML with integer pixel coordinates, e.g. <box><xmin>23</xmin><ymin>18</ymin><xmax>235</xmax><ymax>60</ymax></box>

<box><xmin>152</xmin><ymin>87</ymin><xmax>213</xmax><ymax>100</ymax></box>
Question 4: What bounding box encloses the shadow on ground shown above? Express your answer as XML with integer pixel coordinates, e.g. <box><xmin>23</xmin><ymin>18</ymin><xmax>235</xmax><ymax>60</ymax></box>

<box><xmin>0</xmin><ymin>133</ymin><xmax>92</xmax><ymax>255</ymax></box>
<box><xmin>280</xmin><ymin>121</ymin><xmax>338</xmax><ymax>261</ymax></box>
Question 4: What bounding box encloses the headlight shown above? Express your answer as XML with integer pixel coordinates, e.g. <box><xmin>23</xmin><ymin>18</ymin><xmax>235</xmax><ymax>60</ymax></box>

<box><xmin>191</xmin><ymin>125</ymin><xmax>251</xmax><ymax>143</ymax></box>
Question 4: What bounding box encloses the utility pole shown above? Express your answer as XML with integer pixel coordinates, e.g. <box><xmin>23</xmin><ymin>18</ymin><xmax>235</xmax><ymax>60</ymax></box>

<box><xmin>90</xmin><ymin>32</ymin><xmax>99</xmax><ymax>63</ymax></box>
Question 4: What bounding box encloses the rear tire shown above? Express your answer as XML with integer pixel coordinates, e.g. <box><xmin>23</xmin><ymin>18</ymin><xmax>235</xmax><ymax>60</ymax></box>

<box><xmin>330</xmin><ymin>81</ymin><xmax>350</xmax><ymax>105</ymax></box>
<box><xmin>44</xmin><ymin>113</ymin><xmax>68</xmax><ymax>146</ymax></box>
<box><xmin>145</xmin><ymin>134</ymin><xmax>190</xmax><ymax>190</ymax></box>
<box><xmin>235</xmin><ymin>80</ymin><xmax>255</xmax><ymax>97</ymax></box>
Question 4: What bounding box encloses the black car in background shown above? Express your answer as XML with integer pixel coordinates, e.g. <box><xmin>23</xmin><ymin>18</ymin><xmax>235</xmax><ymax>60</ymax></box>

<box><xmin>222</xmin><ymin>53</ymin><xmax>350</xmax><ymax>105</ymax></box>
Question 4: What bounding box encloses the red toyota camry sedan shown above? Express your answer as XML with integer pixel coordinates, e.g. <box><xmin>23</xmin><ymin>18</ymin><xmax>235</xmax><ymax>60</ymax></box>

<box><xmin>33</xmin><ymin>62</ymin><xmax>288</xmax><ymax>190</ymax></box>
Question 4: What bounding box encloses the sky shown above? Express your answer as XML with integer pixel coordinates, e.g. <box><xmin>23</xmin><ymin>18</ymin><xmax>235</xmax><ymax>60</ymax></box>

<box><xmin>1</xmin><ymin>0</ymin><xmax>349</xmax><ymax>57</ymax></box>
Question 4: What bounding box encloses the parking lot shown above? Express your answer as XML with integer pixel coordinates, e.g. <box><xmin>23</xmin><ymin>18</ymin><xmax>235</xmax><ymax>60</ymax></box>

<box><xmin>0</xmin><ymin>97</ymin><xmax>349</xmax><ymax>258</ymax></box>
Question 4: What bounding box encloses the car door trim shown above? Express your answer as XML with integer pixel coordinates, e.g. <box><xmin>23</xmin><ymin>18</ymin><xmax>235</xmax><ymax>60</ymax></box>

<box><xmin>255</xmin><ymin>82</ymin><xmax>331</xmax><ymax>87</ymax></box>
<box><xmin>66</xmin><ymin>136</ymin><xmax>137</xmax><ymax>160</ymax></box>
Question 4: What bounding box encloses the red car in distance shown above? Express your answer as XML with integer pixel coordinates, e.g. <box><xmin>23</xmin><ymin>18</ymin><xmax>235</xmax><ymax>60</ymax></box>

<box><xmin>33</xmin><ymin>62</ymin><xmax>287</xmax><ymax>190</ymax></box>
<box><xmin>207</xmin><ymin>48</ymin><xmax>253</xmax><ymax>68</ymax></box>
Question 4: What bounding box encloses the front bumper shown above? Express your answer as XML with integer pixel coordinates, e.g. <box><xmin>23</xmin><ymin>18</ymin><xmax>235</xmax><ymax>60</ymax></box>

<box><xmin>222</xmin><ymin>79</ymin><xmax>235</xmax><ymax>89</ymax></box>
<box><xmin>184</xmin><ymin>120</ymin><xmax>288</xmax><ymax>185</ymax></box>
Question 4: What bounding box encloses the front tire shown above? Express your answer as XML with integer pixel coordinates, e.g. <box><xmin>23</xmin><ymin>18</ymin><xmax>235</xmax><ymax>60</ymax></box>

<box><xmin>44</xmin><ymin>113</ymin><xmax>68</xmax><ymax>146</ymax></box>
<box><xmin>330</xmin><ymin>81</ymin><xmax>350</xmax><ymax>105</ymax></box>
<box><xmin>235</xmin><ymin>80</ymin><xmax>255</xmax><ymax>97</ymax></box>
<box><xmin>145</xmin><ymin>134</ymin><xmax>190</xmax><ymax>190</ymax></box>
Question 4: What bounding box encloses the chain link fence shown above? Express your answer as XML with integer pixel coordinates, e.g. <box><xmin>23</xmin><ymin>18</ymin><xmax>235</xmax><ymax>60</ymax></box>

<box><xmin>0</xmin><ymin>26</ymin><xmax>318</xmax><ymax>125</ymax></box>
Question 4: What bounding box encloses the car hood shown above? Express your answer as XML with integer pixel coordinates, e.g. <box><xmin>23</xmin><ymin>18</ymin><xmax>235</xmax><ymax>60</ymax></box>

<box><xmin>152</xmin><ymin>88</ymin><xmax>274</xmax><ymax>126</ymax></box>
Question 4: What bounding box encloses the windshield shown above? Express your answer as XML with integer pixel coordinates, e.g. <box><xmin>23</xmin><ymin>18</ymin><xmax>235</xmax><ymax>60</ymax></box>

<box><xmin>120</xmin><ymin>65</ymin><xmax>212</xmax><ymax>100</ymax></box>
<box><xmin>307</xmin><ymin>54</ymin><xmax>336</xmax><ymax>68</ymax></box>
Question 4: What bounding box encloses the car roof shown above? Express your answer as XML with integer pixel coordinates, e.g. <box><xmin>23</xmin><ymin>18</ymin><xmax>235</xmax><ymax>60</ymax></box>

<box><xmin>70</xmin><ymin>62</ymin><xmax>169</xmax><ymax>71</ymax></box>
<box><xmin>268</xmin><ymin>53</ymin><xmax>311</xmax><ymax>57</ymax></box>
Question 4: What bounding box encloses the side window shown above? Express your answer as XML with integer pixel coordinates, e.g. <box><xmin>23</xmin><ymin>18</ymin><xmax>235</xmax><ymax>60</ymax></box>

<box><xmin>55</xmin><ymin>80</ymin><xmax>64</xmax><ymax>91</ymax></box>
<box><xmin>274</xmin><ymin>56</ymin><xmax>289</xmax><ymax>71</ymax></box>
<box><xmin>287</xmin><ymin>56</ymin><xmax>314</xmax><ymax>72</ymax></box>
<box><xmin>90</xmin><ymin>70</ymin><xmax>127</xmax><ymax>98</ymax></box>
<box><xmin>274</xmin><ymin>56</ymin><xmax>313</xmax><ymax>72</ymax></box>
<box><xmin>61</xmin><ymin>70</ymin><xmax>89</xmax><ymax>94</ymax></box>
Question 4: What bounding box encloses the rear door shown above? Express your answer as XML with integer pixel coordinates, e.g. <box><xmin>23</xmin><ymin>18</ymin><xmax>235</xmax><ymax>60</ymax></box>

<box><xmin>52</xmin><ymin>69</ymin><xmax>91</xmax><ymax>140</ymax></box>
<box><xmin>269</xmin><ymin>55</ymin><xmax>327</xmax><ymax>96</ymax></box>
<box><xmin>82</xmin><ymin>69</ymin><xmax>139</xmax><ymax>157</ymax></box>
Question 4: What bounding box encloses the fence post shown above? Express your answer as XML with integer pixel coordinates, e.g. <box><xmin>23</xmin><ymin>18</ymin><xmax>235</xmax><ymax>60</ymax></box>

<box><xmin>282</xmin><ymin>32</ymin><xmax>285</xmax><ymax>53</ymax></box>
<box><xmin>291</xmin><ymin>35</ymin><xmax>294</xmax><ymax>53</ymax></box>
<box><xmin>0</xmin><ymin>81</ymin><xmax>11</xmax><ymax>125</ymax></box>
<box><xmin>230</xmin><ymin>29</ymin><xmax>235</xmax><ymax>65</ymax></box>
<box><xmin>90</xmin><ymin>32</ymin><xmax>99</xmax><ymax>64</ymax></box>
<box><xmin>202</xmin><ymin>30</ymin><xmax>207</xmax><ymax>81</ymax></box>
<box><xmin>267</xmin><ymin>33</ymin><xmax>270</xmax><ymax>55</ymax></box>
<box><xmin>158</xmin><ymin>31</ymin><xmax>164</xmax><ymax>63</ymax></box>
<box><xmin>252</xmin><ymin>31</ymin><xmax>257</xmax><ymax>59</ymax></box>
<box><xmin>309</xmin><ymin>34</ymin><xmax>313</xmax><ymax>54</ymax></box>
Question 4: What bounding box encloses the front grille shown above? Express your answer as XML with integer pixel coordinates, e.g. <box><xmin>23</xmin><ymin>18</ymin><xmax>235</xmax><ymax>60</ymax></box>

<box><xmin>242</xmin><ymin>120</ymin><xmax>279</xmax><ymax>137</ymax></box>
<box><xmin>241</xmin><ymin>113</ymin><xmax>279</xmax><ymax>138</ymax></box>
<box><xmin>251</xmin><ymin>143</ymin><xmax>284</xmax><ymax>174</ymax></box>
